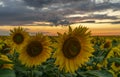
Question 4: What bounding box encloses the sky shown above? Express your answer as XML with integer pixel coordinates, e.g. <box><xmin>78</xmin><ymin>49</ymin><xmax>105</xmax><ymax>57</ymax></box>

<box><xmin>0</xmin><ymin>0</ymin><xmax>120</xmax><ymax>36</ymax></box>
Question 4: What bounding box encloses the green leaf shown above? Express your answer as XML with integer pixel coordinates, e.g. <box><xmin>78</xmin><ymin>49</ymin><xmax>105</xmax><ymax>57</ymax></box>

<box><xmin>108</xmin><ymin>57</ymin><xmax>120</xmax><ymax>64</ymax></box>
<box><xmin>0</xmin><ymin>60</ymin><xmax>13</xmax><ymax>64</ymax></box>
<box><xmin>94</xmin><ymin>56</ymin><xmax>104</xmax><ymax>63</ymax></box>
<box><xmin>0</xmin><ymin>69</ymin><xmax>16</xmax><ymax>77</ymax></box>
<box><xmin>78</xmin><ymin>70</ymin><xmax>113</xmax><ymax>77</ymax></box>
<box><xmin>33</xmin><ymin>70</ymin><xmax>42</xmax><ymax>76</ymax></box>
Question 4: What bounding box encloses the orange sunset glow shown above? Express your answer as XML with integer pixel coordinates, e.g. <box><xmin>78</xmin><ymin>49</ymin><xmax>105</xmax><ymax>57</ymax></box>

<box><xmin>0</xmin><ymin>23</ymin><xmax>120</xmax><ymax>36</ymax></box>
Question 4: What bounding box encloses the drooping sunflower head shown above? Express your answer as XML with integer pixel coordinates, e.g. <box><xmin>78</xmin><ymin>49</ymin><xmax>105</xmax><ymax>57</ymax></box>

<box><xmin>0</xmin><ymin>55</ymin><xmax>13</xmax><ymax>70</ymax></box>
<box><xmin>100</xmin><ymin>39</ymin><xmax>112</xmax><ymax>50</ymax></box>
<box><xmin>90</xmin><ymin>37</ymin><xmax>96</xmax><ymax>44</ymax></box>
<box><xmin>19</xmin><ymin>33</ymin><xmax>51</xmax><ymax>67</ymax></box>
<box><xmin>53</xmin><ymin>26</ymin><xmax>94</xmax><ymax>73</ymax></box>
<box><xmin>0</xmin><ymin>43</ymin><xmax>11</xmax><ymax>55</ymax></box>
<box><xmin>103</xmin><ymin>40</ymin><xmax>112</xmax><ymax>48</ymax></box>
<box><xmin>111</xmin><ymin>62</ymin><xmax>120</xmax><ymax>72</ymax></box>
<box><xmin>0</xmin><ymin>38</ymin><xmax>14</xmax><ymax>55</ymax></box>
<box><xmin>103</xmin><ymin>45</ymin><xmax>120</xmax><ymax>67</ymax></box>
<box><xmin>10</xmin><ymin>27</ymin><xmax>30</xmax><ymax>50</ymax></box>
<box><xmin>107</xmin><ymin>45</ymin><xmax>120</xmax><ymax>59</ymax></box>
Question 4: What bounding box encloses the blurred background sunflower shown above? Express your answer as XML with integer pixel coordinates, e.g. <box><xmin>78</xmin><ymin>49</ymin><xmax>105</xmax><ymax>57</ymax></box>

<box><xmin>111</xmin><ymin>62</ymin><xmax>120</xmax><ymax>72</ymax></box>
<box><xmin>100</xmin><ymin>39</ymin><xmax>112</xmax><ymax>50</ymax></box>
<box><xmin>103</xmin><ymin>45</ymin><xmax>120</xmax><ymax>71</ymax></box>
<box><xmin>53</xmin><ymin>26</ymin><xmax>94</xmax><ymax>73</ymax></box>
<box><xmin>10</xmin><ymin>27</ymin><xmax>30</xmax><ymax>51</ymax></box>
<box><xmin>0</xmin><ymin>39</ymin><xmax>13</xmax><ymax>55</ymax></box>
<box><xmin>104</xmin><ymin>45</ymin><xmax>120</xmax><ymax>61</ymax></box>
<box><xmin>19</xmin><ymin>33</ymin><xmax>51</xmax><ymax>67</ymax></box>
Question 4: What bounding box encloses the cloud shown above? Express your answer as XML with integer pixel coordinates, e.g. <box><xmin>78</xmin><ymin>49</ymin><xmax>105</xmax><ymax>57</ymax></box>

<box><xmin>0</xmin><ymin>0</ymin><xmax>120</xmax><ymax>25</ymax></box>
<box><xmin>0</xmin><ymin>0</ymin><xmax>33</xmax><ymax>25</ymax></box>
<box><xmin>23</xmin><ymin>0</ymin><xmax>81</xmax><ymax>8</ymax></box>
<box><xmin>90</xmin><ymin>14</ymin><xmax>117</xmax><ymax>19</ymax></box>
<box><xmin>66</xmin><ymin>14</ymin><xmax>118</xmax><ymax>21</ymax></box>
<box><xmin>111</xmin><ymin>21</ymin><xmax>120</xmax><ymax>24</ymax></box>
<box><xmin>80</xmin><ymin>20</ymin><xmax>96</xmax><ymax>23</ymax></box>
<box><xmin>20</xmin><ymin>0</ymin><xmax>120</xmax><ymax>13</ymax></box>
<box><xmin>23</xmin><ymin>0</ymin><xmax>52</xmax><ymax>8</ymax></box>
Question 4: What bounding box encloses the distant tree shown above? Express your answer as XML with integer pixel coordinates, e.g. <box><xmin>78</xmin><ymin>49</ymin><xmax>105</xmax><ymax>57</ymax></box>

<box><xmin>47</xmin><ymin>16</ymin><xmax>61</xmax><ymax>26</ymax></box>
<box><xmin>57</xmin><ymin>20</ymin><xmax>71</xmax><ymax>26</ymax></box>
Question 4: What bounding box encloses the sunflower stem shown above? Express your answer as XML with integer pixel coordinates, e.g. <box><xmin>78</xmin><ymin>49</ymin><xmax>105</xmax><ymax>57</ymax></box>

<box><xmin>29</xmin><ymin>70</ymin><xmax>32</xmax><ymax>77</ymax></box>
<box><xmin>28</xmin><ymin>67</ymin><xmax>34</xmax><ymax>77</ymax></box>
<box><xmin>31</xmin><ymin>70</ymin><xmax>34</xmax><ymax>77</ymax></box>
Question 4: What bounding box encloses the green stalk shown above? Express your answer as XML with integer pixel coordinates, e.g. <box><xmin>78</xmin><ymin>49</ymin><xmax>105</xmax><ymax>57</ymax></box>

<box><xmin>30</xmin><ymin>69</ymin><xmax>34</xmax><ymax>77</ymax></box>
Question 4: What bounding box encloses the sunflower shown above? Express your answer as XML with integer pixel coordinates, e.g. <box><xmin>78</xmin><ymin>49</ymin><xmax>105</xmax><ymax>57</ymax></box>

<box><xmin>90</xmin><ymin>37</ymin><xmax>96</xmax><ymax>45</ymax></box>
<box><xmin>0</xmin><ymin>39</ymin><xmax>13</xmax><ymax>54</ymax></box>
<box><xmin>111</xmin><ymin>62</ymin><xmax>120</xmax><ymax>72</ymax></box>
<box><xmin>0</xmin><ymin>55</ymin><xmax>13</xmax><ymax>70</ymax></box>
<box><xmin>53</xmin><ymin>26</ymin><xmax>94</xmax><ymax>73</ymax></box>
<box><xmin>100</xmin><ymin>39</ymin><xmax>112</xmax><ymax>50</ymax></box>
<box><xmin>19</xmin><ymin>33</ymin><xmax>51</xmax><ymax>67</ymax></box>
<box><xmin>103</xmin><ymin>45</ymin><xmax>120</xmax><ymax>67</ymax></box>
<box><xmin>10</xmin><ymin>27</ymin><xmax>30</xmax><ymax>51</ymax></box>
<box><xmin>103</xmin><ymin>39</ymin><xmax>112</xmax><ymax>49</ymax></box>
<box><xmin>106</xmin><ymin>45</ymin><xmax>120</xmax><ymax>58</ymax></box>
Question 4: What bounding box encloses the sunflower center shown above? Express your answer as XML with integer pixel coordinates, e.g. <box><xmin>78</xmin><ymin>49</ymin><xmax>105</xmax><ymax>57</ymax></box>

<box><xmin>104</xmin><ymin>42</ymin><xmax>110</xmax><ymax>48</ymax></box>
<box><xmin>0</xmin><ymin>64</ymin><xmax>3</xmax><ymax>68</ymax></box>
<box><xmin>62</xmin><ymin>37</ymin><xmax>81</xmax><ymax>59</ymax></box>
<box><xmin>26</xmin><ymin>41</ymin><xmax>43</xmax><ymax>57</ymax></box>
<box><xmin>13</xmin><ymin>33</ymin><xmax>24</xmax><ymax>44</ymax></box>
<box><xmin>115</xmin><ymin>63</ymin><xmax>120</xmax><ymax>67</ymax></box>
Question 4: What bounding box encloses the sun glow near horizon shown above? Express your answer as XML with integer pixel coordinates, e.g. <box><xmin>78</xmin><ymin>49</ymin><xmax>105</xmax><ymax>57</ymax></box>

<box><xmin>0</xmin><ymin>23</ymin><xmax>120</xmax><ymax>36</ymax></box>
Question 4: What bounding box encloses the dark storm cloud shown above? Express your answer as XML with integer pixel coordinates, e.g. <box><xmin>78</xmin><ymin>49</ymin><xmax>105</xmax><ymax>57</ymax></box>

<box><xmin>80</xmin><ymin>20</ymin><xmax>96</xmax><ymax>23</ymax></box>
<box><xmin>0</xmin><ymin>0</ymin><xmax>120</xmax><ymax>25</ymax></box>
<box><xmin>93</xmin><ymin>3</ymin><xmax>120</xmax><ymax>11</ymax></box>
<box><xmin>23</xmin><ymin>0</ymin><xmax>52</xmax><ymax>8</ymax></box>
<box><xmin>0</xmin><ymin>0</ymin><xmax>34</xmax><ymax>25</ymax></box>
<box><xmin>23</xmin><ymin>0</ymin><xmax>120</xmax><ymax>11</ymax></box>
<box><xmin>23</xmin><ymin>0</ymin><xmax>81</xmax><ymax>8</ymax></box>
<box><xmin>0</xmin><ymin>0</ymin><xmax>67</xmax><ymax>25</ymax></box>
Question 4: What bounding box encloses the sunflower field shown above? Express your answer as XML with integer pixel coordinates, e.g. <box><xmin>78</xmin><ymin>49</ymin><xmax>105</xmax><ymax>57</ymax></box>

<box><xmin>0</xmin><ymin>26</ymin><xmax>120</xmax><ymax>77</ymax></box>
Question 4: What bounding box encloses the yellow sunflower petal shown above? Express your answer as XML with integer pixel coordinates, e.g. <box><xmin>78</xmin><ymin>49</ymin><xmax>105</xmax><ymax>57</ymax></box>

<box><xmin>0</xmin><ymin>55</ymin><xmax>13</xmax><ymax>70</ymax></box>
